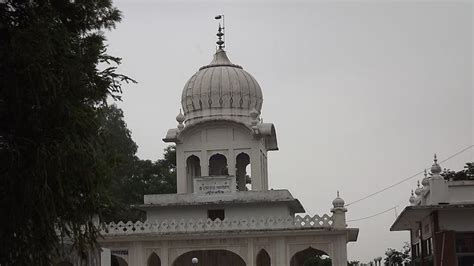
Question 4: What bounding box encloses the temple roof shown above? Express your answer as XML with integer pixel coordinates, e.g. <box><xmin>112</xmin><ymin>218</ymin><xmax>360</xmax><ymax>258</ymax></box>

<box><xmin>135</xmin><ymin>189</ymin><xmax>305</xmax><ymax>213</ymax></box>
<box><xmin>181</xmin><ymin>49</ymin><xmax>263</xmax><ymax>123</ymax></box>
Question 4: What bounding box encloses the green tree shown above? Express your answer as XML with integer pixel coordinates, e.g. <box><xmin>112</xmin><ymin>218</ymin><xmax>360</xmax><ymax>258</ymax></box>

<box><xmin>98</xmin><ymin>104</ymin><xmax>138</xmax><ymax>175</ymax></box>
<box><xmin>303</xmin><ymin>256</ymin><xmax>332</xmax><ymax>266</ymax></box>
<box><xmin>384</xmin><ymin>243</ymin><xmax>411</xmax><ymax>265</ymax></box>
<box><xmin>94</xmin><ymin>104</ymin><xmax>177</xmax><ymax>222</ymax></box>
<box><xmin>0</xmin><ymin>0</ymin><xmax>133</xmax><ymax>264</ymax></box>
<box><xmin>105</xmin><ymin>146</ymin><xmax>177</xmax><ymax>222</ymax></box>
<box><xmin>96</xmin><ymin>104</ymin><xmax>138</xmax><ymax>221</ymax></box>
<box><xmin>442</xmin><ymin>162</ymin><xmax>474</xmax><ymax>181</ymax></box>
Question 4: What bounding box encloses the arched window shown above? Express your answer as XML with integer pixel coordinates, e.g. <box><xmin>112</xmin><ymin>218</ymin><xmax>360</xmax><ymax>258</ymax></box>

<box><xmin>290</xmin><ymin>247</ymin><xmax>331</xmax><ymax>266</ymax></box>
<box><xmin>209</xmin><ymin>154</ymin><xmax>228</xmax><ymax>176</ymax></box>
<box><xmin>111</xmin><ymin>255</ymin><xmax>128</xmax><ymax>266</ymax></box>
<box><xmin>148</xmin><ymin>252</ymin><xmax>161</xmax><ymax>266</ymax></box>
<box><xmin>173</xmin><ymin>249</ymin><xmax>245</xmax><ymax>266</ymax></box>
<box><xmin>186</xmin><ymin>155</ymin><xmax>201</xmax><ymax>177</ymax></box>
<box><xmin>256</xmin><ymin>249</ymin><xmax>271</xmax><ymax>266</ymax></box>
<box><xmin>55</xmin><ymin>262</ymin><xmax>73</xmax><ymax>266</ymax></box>
<box><xmin>186</xmin><ymin>155</ymin><xmax>201</xmax><ymax>193</ymax></box>
<box><xmin>236</xmin><ymin>153</ymin><xmax>251</xmax><ymax>191</ymax></box>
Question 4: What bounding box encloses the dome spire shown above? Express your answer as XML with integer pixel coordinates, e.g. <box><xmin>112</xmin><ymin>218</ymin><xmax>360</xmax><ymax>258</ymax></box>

<box><xmin>409</xmin><ymin>190</ymin><xmax>416</xmax><ymax>205</ymax></box>
<box><xmin>431</xmin><ymin>153</ymin><xmax>442</xmax><ymax>175</ymax></box>
<box><xmin>215</xmin><ymin>15</ymin><xmax>225</xmax><ymax>49</ymax></box>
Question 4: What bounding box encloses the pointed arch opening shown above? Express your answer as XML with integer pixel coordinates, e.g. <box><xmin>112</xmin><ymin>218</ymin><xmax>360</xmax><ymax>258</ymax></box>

<box><xmin>209</xmin><ymin>154</ymin><xmax>228</xmax><ymax>176</ymax></box>
<box><xmin>290</xmin><ymin>247</ymin><xmax>331</xmax><ymax>266</ymax></box>
<box><xmin>256</xmin><ymin>249</ymin><xmax>271</xmax><ymax>266</ymax></box>
<box><xmin>236</xmin><ymin>152</ymin><xmax>251</xmax><ymax>191</ymax></box>
<box><xmin>111</xmin><ymin>255</ymin><xmax>128</xmax><ymax>266</ymax></box>
<box><xmin>148</xmin><ymin>252</ymin><xmax>161</xmax><ymax>266</ymax></box>
<box><xmin>55</xmin><ymin>262</ymin><xmax>73</xmax><ymax>266</ymax></box>
<box><xmin>186</xmin><ymin>155</ymin><xmax>201</xmax><ymax>192</ymax></box>
<box><xmin>173</xmin><ymin>249</ymin><xmax>245</xmax><ymax>266</ymax></box>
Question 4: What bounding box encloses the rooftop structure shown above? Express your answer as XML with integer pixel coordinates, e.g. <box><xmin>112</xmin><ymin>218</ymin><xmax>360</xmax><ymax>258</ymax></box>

<box><xmin>391</xmin><ymin>155</ymin><xmax>474</xmax><ymax>265</ymax></box>
<box><xmin>99</xmin><ymin>18</ymin><xmax>358</xmax><ymax>266</ymax></box>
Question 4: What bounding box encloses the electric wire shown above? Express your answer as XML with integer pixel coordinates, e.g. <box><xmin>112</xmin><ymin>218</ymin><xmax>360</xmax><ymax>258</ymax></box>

<box><xmin>345</xmin><ymin>144</ymin><xmax>473</xmax><ymax>207</ymax></box>
<box><xmin>347</xmin><ymin>206</ymin><xmax>398</xmax><ymax>222</ymax></box>
<box><xmin>347</xmin><ymin>200</ymin><xmax>406</xmax><ymax>222</ymax></box>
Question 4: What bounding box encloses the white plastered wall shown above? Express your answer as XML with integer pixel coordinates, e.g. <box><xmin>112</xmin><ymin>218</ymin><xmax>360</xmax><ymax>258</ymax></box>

<box><xmin>145</xmin><ymin>202</ymin><xmax>293</xmax><ymax>222</ymax></box>
<box><xmin>176</xmin><ymin>122</ymin><xmax>269</xmax><ymax>194</ymax></box>
<box><xmin>101</xmin><ymin>232</ymin><xmax>350</xmax><ymax>266</ymax></box>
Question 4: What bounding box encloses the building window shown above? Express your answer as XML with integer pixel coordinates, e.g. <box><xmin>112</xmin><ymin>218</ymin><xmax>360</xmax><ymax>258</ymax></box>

<box><xmin>236</xmin><ymin>153</ymin><xmax>251</xmax><ymax>191</ymax></box>
<box><xmin>208</xmin><ymin>209</ymin><xmax>225</xmax><ymax>221</ymax></box>
<box><xmin>412</xmin><ymin>243</ymin><xmax>421</xmax><ymax>258</ymax></box>
<box><xmin>186</xmin><ymin>155</ymin><xmax>201</xmax><ymax>193</ymax></box>
<box><xmin>456</xmin><ymin>233</ymin><xmax>474</xmax><ymax>253</ymax></box>
<box><xmin>424</xmin><ymin>238</ymin><xmax>433</xmax><ymax>256</ymax></box>
<box><xmin>209</xmin><ymin>154</ymin><xmax>228</xmax><ymax>176</ymax></box>
<box><xmin>457</xmin><ymin>234</ymin><xmax>474</xmax><ymax>266</ymax></box>
<box><xmin>186</xmin><ymin>155</ymin><xmax>201</xmax><ymax>177</ymax></box>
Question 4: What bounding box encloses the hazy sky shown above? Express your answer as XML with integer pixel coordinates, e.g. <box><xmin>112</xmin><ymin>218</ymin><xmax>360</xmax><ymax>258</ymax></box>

<box><xmin>106</xmin><ymin>1</ymin><xmax>473</xmax><ymax>262</ymax></box>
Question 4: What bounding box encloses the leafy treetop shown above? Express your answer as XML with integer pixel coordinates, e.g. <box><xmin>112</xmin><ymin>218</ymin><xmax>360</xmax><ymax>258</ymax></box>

<box><xmin>0</xmin><ymin>0</ymin><xmax>134</xmax><ymax>264</ymax></box>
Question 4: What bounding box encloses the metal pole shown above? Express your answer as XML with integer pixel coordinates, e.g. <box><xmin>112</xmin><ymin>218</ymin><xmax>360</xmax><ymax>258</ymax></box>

<box><xmin>222</xmin><ymin>15</ymin><xmax>225</xmax><ymax>49</ymax></box>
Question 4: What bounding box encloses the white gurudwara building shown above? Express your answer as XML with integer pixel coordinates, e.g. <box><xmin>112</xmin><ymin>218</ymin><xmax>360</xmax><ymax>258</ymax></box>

<box><xmin>391</xmin><ymin>156</ymin><xmax>474</xmax><ymax>265</ymax></box>
<box><xmin>99</xmin><ymin>23</ymin><xmax>359</xmax><ymax>266</ymax></box>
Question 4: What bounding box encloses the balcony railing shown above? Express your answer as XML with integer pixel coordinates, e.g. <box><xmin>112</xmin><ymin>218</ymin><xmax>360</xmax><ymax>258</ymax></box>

<box><xmin>100</xmin><ymin>214</ymin><xmax>334</xmax><ymax>236</ymax></box>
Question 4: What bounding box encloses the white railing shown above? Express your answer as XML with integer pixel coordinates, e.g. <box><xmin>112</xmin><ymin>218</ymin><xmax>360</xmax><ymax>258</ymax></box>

<box><xmin>100</xmin><ymin>214</ymin><xmax>334</xmax><ymax>236</ymax></box>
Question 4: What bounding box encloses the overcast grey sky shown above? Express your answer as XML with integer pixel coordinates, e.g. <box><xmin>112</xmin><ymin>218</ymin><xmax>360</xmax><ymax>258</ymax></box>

<box><xmin>106</xmin><ymin>1</ymin><xmax>473</xmax><ymax>262</ymax></box>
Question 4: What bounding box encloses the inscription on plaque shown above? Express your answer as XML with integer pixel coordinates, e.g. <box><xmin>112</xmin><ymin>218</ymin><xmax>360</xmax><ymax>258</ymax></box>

<box><xmin>194</xmin><ymin>176</ymin><xmax>236</xmax><ymax>195</ymax></box>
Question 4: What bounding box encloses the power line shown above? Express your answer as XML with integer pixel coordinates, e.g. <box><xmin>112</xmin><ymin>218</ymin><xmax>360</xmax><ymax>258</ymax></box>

<box><xmin>347</xmin><ymin>206</ymin><xmax>398</xmax><ymax>222</ymax></box>
<box><xmin>345</xmin><ymin>144</ymin><xmax>474</xmax><ymax>207</ymax></box>
<box><xmin>347</xmin><ymin>199</ymin><xmax>406</xmax><ymax>222</ymax></box>
<box><xmin>345</xmin><ymin>145</ymin><xmax>473</xmax><ymax>223</ymax></box>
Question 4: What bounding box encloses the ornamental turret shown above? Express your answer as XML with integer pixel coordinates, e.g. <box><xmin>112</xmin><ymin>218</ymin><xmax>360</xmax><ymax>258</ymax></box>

<box><xmin>331</xmin><ymin>191</ymin><xmax>347</xmax><ymax>228</ymax></box>
<box><xmin>163</xmin><ymin>27</ymin><xmax>278</xmax><ymax>194</ymax></box>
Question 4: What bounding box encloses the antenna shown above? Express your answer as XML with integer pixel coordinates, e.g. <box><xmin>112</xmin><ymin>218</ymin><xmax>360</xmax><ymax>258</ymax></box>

<box><xmin>214</xmin><ymin>15</ymin><xmax>225</xmax><ymax>49</ymax></box>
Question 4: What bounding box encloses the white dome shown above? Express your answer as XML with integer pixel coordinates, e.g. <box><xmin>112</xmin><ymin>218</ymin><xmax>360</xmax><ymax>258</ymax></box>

<box><xmin>332</xmin><ymin>192</ymin><xmax>345</xmax><ymax>208</ymax></box>
<box><xmin>415</xmin><ymin>186</ymin><xmax>423</xmax><ymax>196</ymax></box>
<box><xmin>421</xmin><ymin>176</ymin><xmax>430</xmax><ymax>187</ymax></box>
<box><xmin>431</xmin><ymin>163</ymin><xmax>442</xmax><ymax>175</ymax></box>
<box><xmin>409</xmin><ymin>191</ymin><xmax>416</xmax><ymax>205</ymax></box>
<box><xmin>431</xmin><ymin>154</ymin><xmax>442</xmax><ymax>175</ymax></box>
<box><xmin>176</xmin><ymin>110</ymin><xmax>185</xmax><ymax>123</ymax></box>
<box><xmin>181</xmin><ymin>49</ymin><xmax>263</xmax><ymax>124</ymax></box>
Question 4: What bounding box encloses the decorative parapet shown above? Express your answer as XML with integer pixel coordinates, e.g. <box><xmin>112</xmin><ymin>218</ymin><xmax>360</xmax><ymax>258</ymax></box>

<box><xmin>100</xmin><ymin>214</ymin><xmax>334</xmax><ymax>236</ymax></box>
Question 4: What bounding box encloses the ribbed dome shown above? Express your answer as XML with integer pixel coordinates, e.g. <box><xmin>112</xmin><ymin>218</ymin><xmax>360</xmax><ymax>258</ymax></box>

<box><xmin>181</xmin><ymin>49</ymin><xmax>263</xmax><ymax>124</ymax></box>
<box><xmin>332</xmin><ymin>196</ymin><xmax>345</xmax><ymax>208</ymax></box>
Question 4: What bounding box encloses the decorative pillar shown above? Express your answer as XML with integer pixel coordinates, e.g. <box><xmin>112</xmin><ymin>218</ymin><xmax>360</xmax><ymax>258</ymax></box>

<box><xmin>275</xmin><ymin>237</ymin><xmax>286</xmax><ymax>266</ymax></box>
<box><xmin>409</xmin><ymin>190</ymin><xmax>416</xmax><ymax>206</ymax></box>
<box><xmin>161</xmin><ymin>241</ymin><xmax>169</xmax><ymax>266</ymax></box>
<box><xmin>331</xmin><ymin>191</ymin><xmax>347</xmax><ymax>229</ymax></box>
<box><xmin>176</xmin><ymin>146</ymin><xmax>186</xmax><ymax>194</ymax></box>
<box><xmin>247</xmin><ymin>238</ymin><xmax>255</xmax><ymax>266</ymax></box>
<box><xmin>128</xmin><ymin>242</ymin><xmax>145</xmax><ymax>266</ymax></box>
<box><xmin>331</xmin><ymin>234</ymin><xmax>348</xmax><ymax>266</ymax></box>
<box><xmin>428</xmin><ymin>154</ymin><xmax>448</xmax><ymax>204</ymax></box>
<box><xmin>175</xmin><ymin>110</ymin><xmax>187</xmax><ymax>194</ymax></box>
<box><xmin>201</xmin><ymin>149</ymin><xmax>209</xmax><ymax>177</ymax></box>
<box><xmin>251</xmin><ymin>146</ymin><xmax>263</xmax><ymax>190</ymax></box>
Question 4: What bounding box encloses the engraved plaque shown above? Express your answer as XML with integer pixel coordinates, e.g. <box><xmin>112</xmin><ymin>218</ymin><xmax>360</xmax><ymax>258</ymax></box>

<box><xmin>194</xmin><ymin>176</ymin><xmax>236</xmax><ymax>195</ymax></box>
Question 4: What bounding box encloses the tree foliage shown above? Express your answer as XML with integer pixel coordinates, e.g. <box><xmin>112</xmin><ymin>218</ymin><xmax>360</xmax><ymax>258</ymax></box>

<box><xmin>0</xmin><ymin>0</ymin><xmax>133</xmax><ymax>264</ymax></box>
<box><xmin>384</xmin><ymin>243</ymin><xmax>411</xmax><ymax>265</ymax></box>
<box><xmin>303</xmin><ymin>255</ymin><xmax>332</xmax><ymax>266</ymax></box>
<box><xmin>442</xmin><ymin>162</ymin><xmax>474</xmax><ymax>181</ymax></box>
<box><xmin>97</xmin><ymin>105</ymin><xmax>176</xmax><ymax>222</ymax></box>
